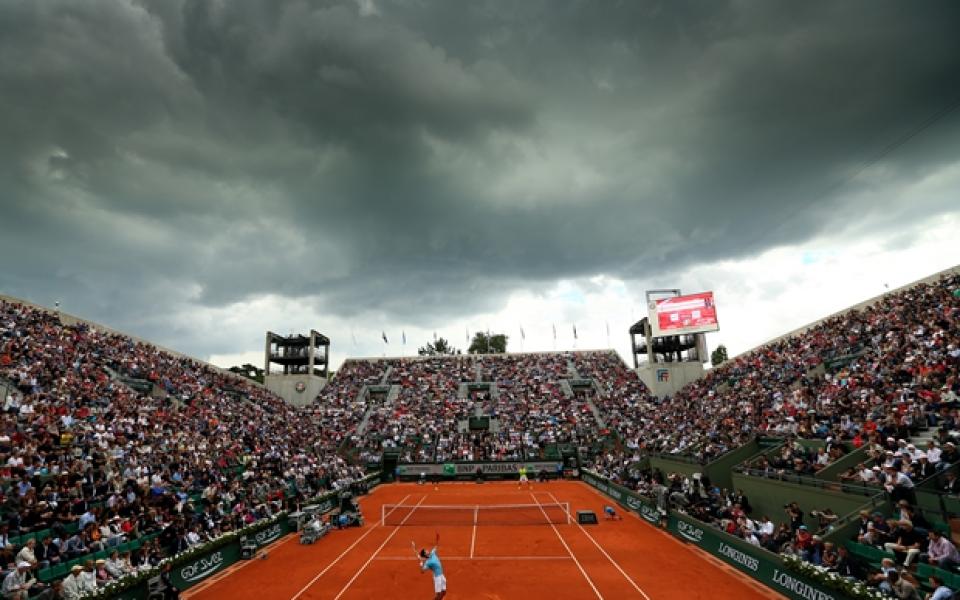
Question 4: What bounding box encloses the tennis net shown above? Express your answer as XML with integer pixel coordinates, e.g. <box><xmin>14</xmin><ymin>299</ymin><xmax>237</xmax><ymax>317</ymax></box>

<box><xmin>381</xmin><ymin>502</ymin><xmax>571</xmax><ymax>526</ymax></box>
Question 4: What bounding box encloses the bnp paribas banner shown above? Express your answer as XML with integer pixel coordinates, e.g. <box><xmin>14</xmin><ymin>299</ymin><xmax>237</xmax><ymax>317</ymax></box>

<box><xmin>581</xmin><ymin>471</ymin><xmax>850</xmax><ymax>600</ymax></box>
<box><xmin>397</xmin><ymin>461</ymin><xmax>562</xmax><ymax>476</ymax></box>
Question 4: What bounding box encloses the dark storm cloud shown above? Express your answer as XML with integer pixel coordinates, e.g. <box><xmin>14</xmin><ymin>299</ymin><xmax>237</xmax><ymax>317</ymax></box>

<box><xmin>1</xmin><ymin>0</ymin><xmax>959</xmax><ymax>355</ymax></box>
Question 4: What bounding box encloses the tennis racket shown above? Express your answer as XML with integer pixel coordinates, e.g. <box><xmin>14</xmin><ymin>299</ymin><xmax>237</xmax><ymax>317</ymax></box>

<box><xmin>411</xmin><ymin>540</ymin><xmax>419</xmax><ymax>560</ymax></box>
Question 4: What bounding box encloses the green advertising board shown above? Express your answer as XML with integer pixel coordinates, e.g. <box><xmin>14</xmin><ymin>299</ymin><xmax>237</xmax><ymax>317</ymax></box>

<box><xmin>668</xmin><ymin>512</ymin><xmax>848</xmax><ymax>600</ymax></box>
<box><xmin>250</xmin><ymin>519</ymin><xmax>291</xmax><ymax>549</ymax></box>
<box><xmin>581</xmin><ymin>471</ymin><xmax>855</xmax><ymax>600</ymax></box>
<box><xmin>398</xmin><ymin>461</ymin><xmax>563</xmax><ymax>479</ymax></box>
<box><xmin>171</xmin><ymin>542</ymin><xmax>242</xmax><ymax>590</ymax></box>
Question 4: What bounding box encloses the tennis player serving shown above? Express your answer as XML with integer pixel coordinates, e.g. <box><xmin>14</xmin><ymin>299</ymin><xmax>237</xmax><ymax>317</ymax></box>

<box><xmin>416</xmin><ymin>533</ymin><xmax>446</xmax><ymax>599</ymax></box>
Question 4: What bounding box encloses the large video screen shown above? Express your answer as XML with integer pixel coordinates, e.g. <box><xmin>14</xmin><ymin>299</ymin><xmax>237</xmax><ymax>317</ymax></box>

<box><xmin>648</xmin><ymin>291</ymin><xmax>719</xmax><ymax>337</ymax></box>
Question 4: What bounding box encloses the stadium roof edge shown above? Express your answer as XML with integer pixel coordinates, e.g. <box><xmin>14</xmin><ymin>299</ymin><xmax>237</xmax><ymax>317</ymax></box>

<box><xmin>341</xmin><ymin>348</ymin><xmax>619</xmax><ymax>362</ymax></box>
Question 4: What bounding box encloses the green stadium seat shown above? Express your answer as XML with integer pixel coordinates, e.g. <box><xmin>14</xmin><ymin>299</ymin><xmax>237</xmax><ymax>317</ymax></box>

<box><xmin>51</xmin><ymin>563</ymin><xmax>68</xmax><ymax>580</ymax></box>
<box><xmin>37</xmin><ymin>567</ymin><xmax>53</xmax><ymax>583</ymax></box>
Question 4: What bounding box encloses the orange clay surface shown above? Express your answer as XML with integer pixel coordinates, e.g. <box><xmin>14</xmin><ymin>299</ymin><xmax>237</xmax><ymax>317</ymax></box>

<box><xmin>184</xmin><ymin>481</ymin><xmax>787</xmax><ymax>600</ymax></box>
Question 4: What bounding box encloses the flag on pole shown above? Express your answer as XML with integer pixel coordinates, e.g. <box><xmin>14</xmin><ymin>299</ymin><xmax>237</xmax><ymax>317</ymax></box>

<box><xmin>573</xmin><ymin>324</ymin><xmax>578</xmax><ymax>339</ymax></box>
<box><xmin>606</xmin><ymin>321</ymin><xmax>610</xmax><ymax>336</ymax></box>
<box><xmin>433</xmin><ymin>331</ymin><xmax>437</xmax><ymax>342</ymax></box>
<box><xmin>402</xmin><ymin>331</ymin><xmax>406</xmax><ymax>345</ymax></box>
<box><xmin>382</xmin><ymin>331</ymin><xmax>388</xmax><ymax>344</ymax></box>
<box><xmin>466</xmin><ymin>328</ymin><xmax>470</xmax><ymax>343</ymax></box>
<box><xmin>520</xmin><ymin>326</ymin><xmax>526</xmax><ymax>340</ymax></box>
<box><xmin>351</xmin><ymin>330</ymin><xmax>357</xmax><ymax>346</ymax></box>
<box><xmin>552</xmin><ymin>324</ymin><xmax>557</xmax><ymax>340</ymax></box>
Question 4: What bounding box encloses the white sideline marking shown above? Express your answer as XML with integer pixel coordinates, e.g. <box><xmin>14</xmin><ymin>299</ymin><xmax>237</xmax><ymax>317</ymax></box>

<box><xmin>289</xmin><ymin>493</ymin><xmax>412</xmax><ymax>600</ymax></box>
<box><xmin>545</xmin><ymin>491</ymin><xmax>652</xmax><ymax>600</ymax></box>
<box><xmin>373</xmin><ymin>555</ymin><xmax>571</xmax><ymax>561</ymax></box>
<box><xmin>333</xmin><ymin>495</ymin><xmax>428</xmax><ymax>600</ymax></box>
<box><xmin>470</xmin><ymin>505</ymin><xmax>478</xmax><ymax>558</ymax></box>
<box><xmin>530</xmin><ymin>493</ymin><xmax>604</xmax><ymax>600</ymax></box>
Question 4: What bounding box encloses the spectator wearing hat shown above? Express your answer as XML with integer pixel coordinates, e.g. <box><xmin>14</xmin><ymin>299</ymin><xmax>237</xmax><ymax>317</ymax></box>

<box><xmin>915</xmin><ymin>454</ymin><xmax>937</xmax><ymax>480</ymax></box>
<box><xmin>940</xmin><ymin>442</ymin><xmax>959</xmax><ymax>465</ymax></box>
<box><xmin>61</xmin><ymin>565</ymin><xmax>83</xmax><ymax>600</ymax></box>
<box><xmin>2</xmin><ymin>561</ymin><xmax>35</xmax><ymax>600</ymax></box>
<box><xmin>94</xmin><ymin>559</ymin><xmax>111</xmax><ymax>584</ymax></box>
<box><xmin>79</xmin><ymin>560</ymin><xmax>97</xmax><ymax>596</ymax></box>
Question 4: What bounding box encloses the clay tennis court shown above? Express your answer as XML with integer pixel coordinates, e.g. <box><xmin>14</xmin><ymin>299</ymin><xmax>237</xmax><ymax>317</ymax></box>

<box><xmin>184</xmin><ymin>481</ymin><xmax>785</xmax><ymax>599</ymax></box>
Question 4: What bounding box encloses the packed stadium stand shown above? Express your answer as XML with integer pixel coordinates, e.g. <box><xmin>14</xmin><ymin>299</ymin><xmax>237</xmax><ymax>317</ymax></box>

<box><xmin>0</xmin><ymin>265</ymin><xmax>957</xmax><ymax>596</ymax></box>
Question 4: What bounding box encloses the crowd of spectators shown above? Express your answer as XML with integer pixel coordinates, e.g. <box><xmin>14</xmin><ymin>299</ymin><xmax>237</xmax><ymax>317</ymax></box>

<box><xmin>0</xmin><ymin>301</ymin><xmax>365</xmax><ymax>597</ymax></box>
<box><xmin>311</xmin><ymin>359</ymin><xmax>391</xmax><ymax>463</ymax></box>
<box><xmin>589</xmin><ymin>272</ymin><xmax>960</xmax><ymax>476</ymax></box>
<box><xmin>328</xmin><ymin>352</ymin><xmax>622</xmax><ymax>465</ymax></box>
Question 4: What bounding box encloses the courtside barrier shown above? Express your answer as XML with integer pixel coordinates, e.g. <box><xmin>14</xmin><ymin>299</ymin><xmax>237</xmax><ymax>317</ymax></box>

<box><xmin>91</xmin><ymin>472</ymin><xmax>384</xmax><ymax>598</ymax></box>
<box><xmin>397</xmin><ymin>461</ymin><xmax>564</xmax><ymax>481</ymax></box>
<box><xmin>581</xmin><ymin>470</ymin><xmax>857</xmax><ymax>600</ymax></box>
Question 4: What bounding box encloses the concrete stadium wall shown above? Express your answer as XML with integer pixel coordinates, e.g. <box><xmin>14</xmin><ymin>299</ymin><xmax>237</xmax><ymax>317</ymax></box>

<box><xmin>264</xmin><ymin>374</ymin><xmax>328</xmax><ymax>407</ymax></box>
<box><xmin>636</xmin><ymin>361</ymin><xmax>704</xmax><ymax>397</ymax></box>
<box><xmin>732</xmin><ymin>473</ymin><xmax>879</xmax><ymax>531</ymax></box>
<box><xmin>649</xmin><ymin>440</ymin><xmax>764</xmax><ymax>491</ymax></box>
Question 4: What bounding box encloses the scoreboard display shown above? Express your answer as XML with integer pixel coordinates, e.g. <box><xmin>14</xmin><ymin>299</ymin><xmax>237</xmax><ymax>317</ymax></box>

<box><xmin>648</xmin><ymin>291</ymin><xmax>719</xmax><ymax>337</ymax></box>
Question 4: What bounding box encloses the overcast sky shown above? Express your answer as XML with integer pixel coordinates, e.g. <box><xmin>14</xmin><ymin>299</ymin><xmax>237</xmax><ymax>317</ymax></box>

<box><xmin>1</xmin><ymin>0</ymin><xmax>959</xmax><ymax>372</ymax></box>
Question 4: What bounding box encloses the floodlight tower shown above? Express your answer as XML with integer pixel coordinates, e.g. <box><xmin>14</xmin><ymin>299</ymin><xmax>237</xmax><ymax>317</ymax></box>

<box><xmin>263</xmin><ymin>330</ymin><xmax>330</xmax><ymax>406</ymax></box>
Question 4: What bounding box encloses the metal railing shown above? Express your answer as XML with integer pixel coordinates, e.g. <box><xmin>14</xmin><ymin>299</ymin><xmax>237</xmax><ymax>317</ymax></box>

<box><xmin>734</xmin><ymin>466</ymin><xmax>886</xmax><ymax>498</ymax></box>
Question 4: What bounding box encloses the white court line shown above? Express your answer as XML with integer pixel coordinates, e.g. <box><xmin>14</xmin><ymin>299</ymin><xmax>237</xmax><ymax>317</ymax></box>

<box><xmin>470</xmin><ymin>505</ymin><xmax>478</xmax><ymax>558</ymax></box>
<box><xmin>545</xmin><ymin>491</ymin><xmax>652</xmax><ymax>600</ymax></box>
<box><xmin>373</xmin><ymin>555</ymin><xmax>571</xmax><ymax>561</ymax></box>
<box><xmin>289</xmin><ymin>493</ymin><xmax>412</xmax><ymax>600</ymax></box>
<box><xmin>333</xmin><ymin>495</ymin><xmax>428</xmax><ymax>600</ymax></box>
<box><xmin>530</xmin><ymin>493</ymin><xmax>604</xmax><ymax>600</ymax></box>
